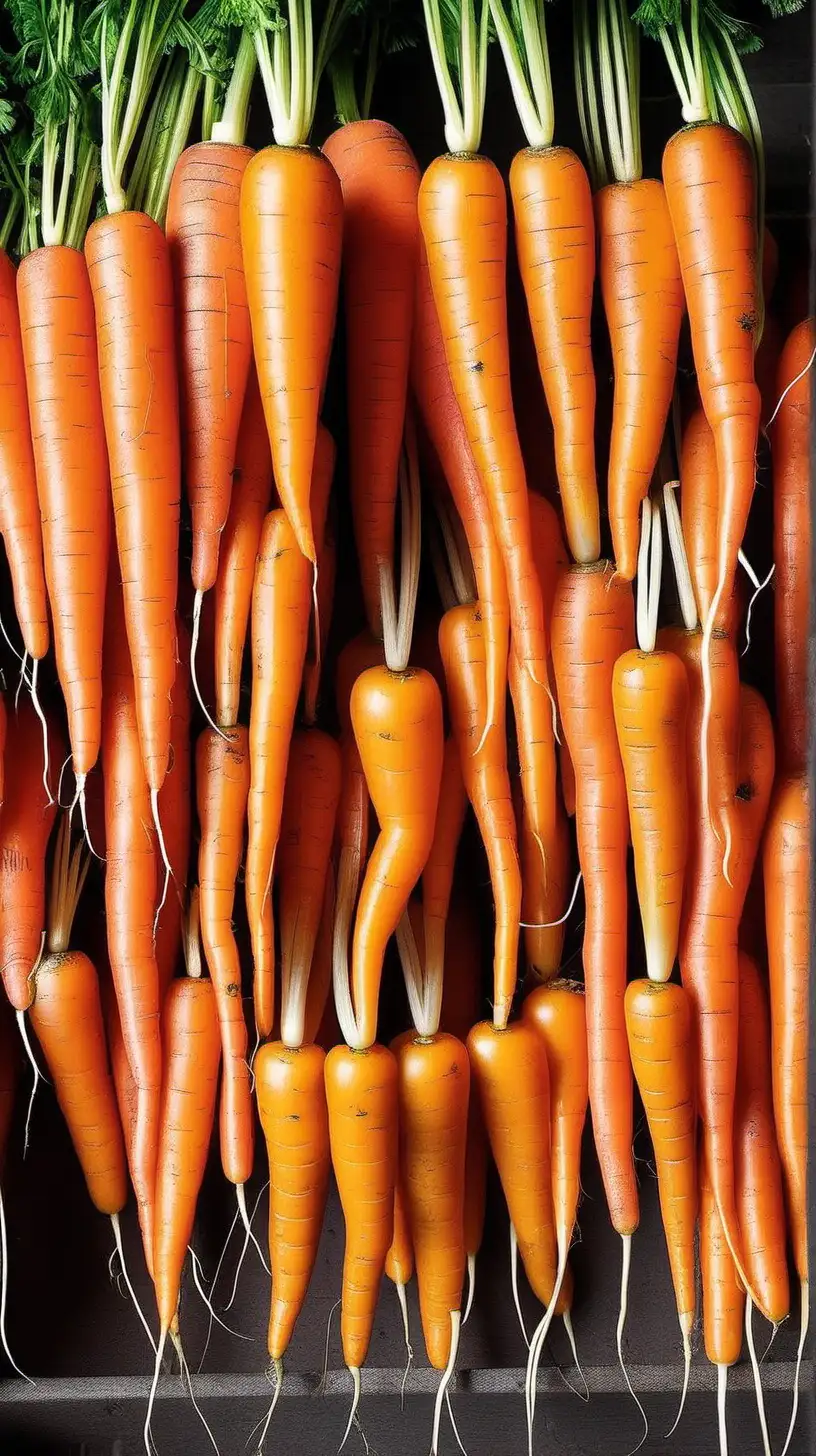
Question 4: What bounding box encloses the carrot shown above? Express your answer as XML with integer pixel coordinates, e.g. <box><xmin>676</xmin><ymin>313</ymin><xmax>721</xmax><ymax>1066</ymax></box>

<box><xmin>213</xmin><ymin>363</ymin><xmax>275</xmax><ymax>731</ymax></box>
<box><xmin>764</xmin><ymin>773</ymin><xmax>809</xmax><ymax>1453</ymax></box>
<box><xmin>659</xmin><ymin>625</ymin><xmax>740</xmax><ymax>850</ymax></box>
<box><xmin>246</xmin><ymin>510</ymin><xmax>313</xmax><ymax>1038</ymax></box>
<box><xmin>197</xmin><ymin>724</ymin><xmax>254</xmax><ymax>1189</ymax></box>
<box><xmin>680</xmin><ymin>408</ymin><xmax>723</xmax><ymax>630</ymax></box>
<box><xmin>699</xmin><ymin>1140</ymin><xmax>744</xmax><ymax>1456</ymax></box>
<box><xmin>336</xmin><ymin>631</ymin><xmax>386</xmax><ymax>738</ymax></box>
<box><xmin>735</xmin><ymin>951</ymin><xmax>790</xmax><ymax>1328</ymax></box>
<box><xmin>419</xmin><ymin>4</ymin><xmax>550</xmax><ymax>688</ymax></box>
<box><xmin>277</xmin><ymin>729</ymin><xmax>342</xmax><ymax>1049</ymax></box>
<box><xmin>439</xmin><ymin>604</ymin><xmax>521</xmax><ymax>1031</ymax></box>
<box><xmin>303</xmin><ymin>867</ymin><xmax>335</xmax><ymax>1049</ymax></box>
<box><xmin>770</xmin><ymin>317</ymin><xmax>814</xmax><ymax>777</ymax></box>
<box><xmin>322</xmin><ymin>120</ymin><xmax>419</xmax><ymax>637</ymax></box>
<box><xmin>421</xmin><ymin>738</ymin><xmax>467</xmax><ymax>999</ymax></box>
<box><xmin>440</xmin><ymin>898</ymin><xmax>487</xmax><ymax>1307</ymax></box>
<box><xmin>551</xmin><ymin>562</ymin><xmax>637</xmax><ymax>1237</ymax></box>
<box><xmin>17</xmin><ymin>243</ymin><xmax>109</xmax><ymax>804</ymax></box>
<box><xmin>102</xmin><ymin>577</ymin><xmax>161</xmax><ymax>1270</ymax></box>
<box><xmin>385</xmin><ymin>1165</ymin><xmax>414</xmax><ymax>1332</ymax></box>
<box><xmin>325</xmin><ymin>1042</ymin><xmax>398</xmax><ymax>1392</ymax></box>
<box><xmin>612</xmin><ymin>648</ymin><xmax>689</xmax><ymax>983</ymax></box>
<box><xmin>30</xmin><ymin>817</ymin><xmax>127</xmax><ymax>1217</ymax></box>
<box><xmin>625</xmin><ymin>979</ymin><xmax>697</xmax><ymax>1391</ymax></box>
<box><xmin>0</xmin><ymin>249</ymin><xmax>48</xmax><ymax>662</ymax></box>
<box><xmin>301</xmin><ymin>423</ymin><xmax>337</xmax><ymax>725</ymax></box>
<box><xmin>155</xmin><ymin>624</ymin><xmax>191</xmax><ymax>997</ymax></box>
<box><xmin>0</xmin><ymin>702</ymin><xmax>60</xmax><ymax>1013</ymax></box>
<box><xmin>256</xmin><ymin>1040</ymin><xmax>330</xmax><ymax>1365</ymax></box>
<box><xmin>412</xmin><ymin>241</ymin><xmax>510</xmax><ymax>739</ymax></box>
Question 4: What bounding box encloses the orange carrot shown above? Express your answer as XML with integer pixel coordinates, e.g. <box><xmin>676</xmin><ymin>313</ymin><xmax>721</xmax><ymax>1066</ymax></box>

<box><xmin>699</xmin><ymin>1140</ymin><xmax>744</xmax><ymax>1451</ymax></box>
<box><xmin>155</xmin><ymin>625</ymin><xmax>191</xmax><ymax>997</ymax></box>
<box><xmin>0</xmin><ymin>702</ymin><xmax>61</xmax><ymax>1012</ymax></box>
<box><xmin>421</xmin><ymin>738</ymin><xmax>468</xmax><ymax>995</ymax></box>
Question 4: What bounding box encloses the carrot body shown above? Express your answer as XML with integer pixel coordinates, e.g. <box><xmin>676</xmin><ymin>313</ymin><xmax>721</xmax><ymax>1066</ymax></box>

<box><xmin>597</xmin><ymin>179</ymin><xmax>683</xmax><ymax>580</ymax></box>
<box><xmin>764</xmin><ymin>774</ymin><xmax>809</xmax><ymax>1285</ymax></box>
<box><xmin>396</xmin><ymin>1033</ymin><xmax>468</xmax><ymax>1369</ymax></box>
<box><xmin>418</xmin><ymin>154</ymin><xmax>549</xmax><ymax>683</ymax></box>
<box><xmin>0</xmin><ymin>703</ymin><xmax>60</xmax><ymax>1011</ymax></box>
<box><xmin>680</xmin><ymin>407</ymin><xmax>721</xmax><ymax>628</ymax></box>
<box><xmin>551</xmin><ymin>562</ymin><xmax>637</xmax><ymax>1234</ymax></box>
<box><xmin>612</xmin><ymin>649</ymin><xmax>689</xmax><ymax>984</ymax></box>
<box><xmin>439</xmin><ymin>604</ymin><xmax>521</xmax><ymax>1030</ymax></box>
<box><xmin>351</xmin><ymin>666</ymin><xmax>444</xmax><ymax>1050</ymax></box>
<box><xmin>153</xmin><ymin>976</ymin><xmax>221</xmax><ymax>1329</ymax></box>
<box><xmin>17</xmin><ymin>247</ymin><xmax>109</xmax><ymax>780</ymax></box>
<box><xmin>197</xmin><ymin>725</ymin><xmax>254</xmax><ymax>1186</ymax></box>
<box><xmin>166</xmin><ymin>141</ymin><xmax>254</xmax><ymax>592</ymax></box>
<box><xmin>440</xmin><ymin>899</ymin><xmax>488</xmax><ymax>1265</ymax></box>
<box><xmin>246</xmin><ymin>509</ymin><xmax>313</xmax><ymax>1037</ymax></box>
<box><xmin>770</xmin><ymin>318</ymin><xmax>814</xmax><ymax>776</ymax></box>
<box><xmin>257</xmin><ymin>1040</ymin><xmax>330</xmax><ymax>1361</ymax></box>
<box><xmin>303</xmin><ymin>426</ymin><xmax>337</xmax><ymax>724</ymax></box>
<box><xmin>86</xmin><ymin>213</ymin><xmax>180</xmax><ymax>791</ymax></box>
<box><xmin>700</xmin><ymin>1141</ymin><xmax>744</xmax><ymax>1369</ymax></box>
<box><xmin>322</xmin><ymin>121</ymin><xmax>419</xmax><ymax>635</ymax></box>
<box><xmin>625</xmin><ymin>979</ymin><xmax>697</xmax><ymax>1338</ymax></box>
<box><xmin>510</xmin><ymin>146</ymin><xmax>599</xmax><ymax>564</ymax></box>
<box><xmin>325</xmin><ymin>1042</ymin><xmax>398</xmax><ymax>1370</ymax></box>
<box><xmin>155</xmin><ymin>627</ymin><xmax>192</xmax><ymax>995</ymax></box>
<box><xmin>0</xmin><ymin>250</ymin><xmax>48</xmax><ymax>660</ymax></box>
<box><xmin>412</xmin><ymin>242</ymin><xmax>510</xmax><ymax>735</ymax></box>
<box><xmin>385</xmin><ymin>1170</ymin><xmax>413</xmax><ymax>1289</ymax></box>
<box><xmin>30</xmin><ymin>949</ymin><xmax>127</xmax><ymax>1216</ymax></box>
<box><xmin>421</xmin><ymin>736</ymin><xmax>467</xmax><ymax>990</ymax></box>
<box><xmin>735</xmin><ymin>951</ymin><xmax>790</xmax><ymax>1325</ymax></box>
<box><xmin>213</xmin><ymin>364</ymin><xmax>275</xmax><ymax>729</ymax></box>
<box><xmin>240</xmin><ymin>146</ymin><xmax>342</xmax><ymax>564</ymax></box>
<box><xmin>662</xmin><ymin>123</ymin><xmax>760</xmax><ymax>607</ymax></box>
<box><xmin>468</xmin><ymin>1020</ymin><xmax>557</xmax><ymax>1307</ymax></box>
<box><xmin>522</xmin><ymin>979</ymin><xmax>588</xmax><ymax>1259</ymax></box>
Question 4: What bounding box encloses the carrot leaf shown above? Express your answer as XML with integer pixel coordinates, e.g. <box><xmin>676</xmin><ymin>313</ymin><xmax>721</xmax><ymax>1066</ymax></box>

<box><xmin>423</xmin><ymin>0</ymin><xmax>489</xmax><ymax>154</ymax></box>
<box><xmin>128</xmin><ymin>46</ymin><xmax>202</xmax><ymax>226</ymax></box>
<box><xmin>190</xmin><ymin>2</ymin><xmax>258</xmax><ymax>143</ymax></box>
<box><xmin>231</xmin><ymin>0</ymin><xmax>338</xmax><ymax>147</ymax></box>
<box><xmin>323</xmin><ymin>0</ymin><xmax>420</xmax><ymax>126</ymax></box>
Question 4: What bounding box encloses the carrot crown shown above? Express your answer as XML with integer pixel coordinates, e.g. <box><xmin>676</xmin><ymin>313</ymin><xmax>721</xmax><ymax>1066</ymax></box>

<box><xmin>574</xmin><ymin>0</ymin><xmax>642</xmax><ymax>189</ymax></box>
<box><xmin>423</xmin><ymin>0</ymin><xmax>488</xmax><ymax>154</ymax></box>
<box><xmin>489</xmin><ymin>0</ymin><xmax>554</xmax><ymax>150</ymax></box>
<box><xmin>239</xmin><ymin>0</ymin><xmax>332</xmax><ymax>148</ymax></box>
<box><xmin>191</xmin><ymin>5</ymin><xmax>257</xmax><ymax>144</ymax></box>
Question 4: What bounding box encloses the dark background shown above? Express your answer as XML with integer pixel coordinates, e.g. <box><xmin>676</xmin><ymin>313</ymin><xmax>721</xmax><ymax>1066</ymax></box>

<box><xmin>0</xmin><ymin>2</ymin><xmax>812</xmax><ymax>1453</ymax></box>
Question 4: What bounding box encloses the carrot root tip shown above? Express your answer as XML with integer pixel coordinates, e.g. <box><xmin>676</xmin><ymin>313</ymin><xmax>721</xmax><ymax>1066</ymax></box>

<box><xmin>561</xmin><ymin>1312</ymin><xmax>589</xmax><ymax>1403</ymax></box>
<box><xmin>717</xmin><ymin>1364</ymin><xmax>729</xmax><ymax>1456</ymax></box>
<box><xmin>189</xmin><ymin>1244</ymin><xmax>253</xmax><ymax>1343</ymax></box>
<box><xmin>110</xmin><ymin>1213</ymin><xmax>156</xmax><ymax>1353</ymax></box>
<box><xmin>16</xmin><ymin>1009</ymin><xmax>44</xmax><ymax>1158</ymax></box>
<box><xmin>665</xmin><ymin>1312</ymin><xmax>693</xmax><ymax>1439</ymax></box>
<box><xmin>150</xmin><ymin>788</ymin><xmax>172</xmax><ymax>936</ymax></box>
<box><xmin>191</xmin><ymin>590</ymin><xmax>227</xmax><ymax>741</ymax></box>
<box><xmin>525</xmin><ymin>1256</ymin><xmax>568</xmax><ymax>1456</ymax></box>
<box><xmin>780</xmin><ymin>1279</ymin><xmax>809</xmax><ymax>1456</ymax></box>
<box><xmin>462</xmin><ymin>1253</ymin><xmax>477</xmax><ymax>1327</ymax></box>
<box><xmin>338</xmin><ymin>1367</ymin><xmax>361</xmax><ymax>1453</ymax></box>
<box><xmin>430</xmin><ymin>1311</ymin><xmax>461</xmax><ymax>1456</ymax></box>
<box><xmin>144</xmin><ymin>1326</ymin><xmax>167</xmax><ymax>1456</ymax></box>
<box><xmin>394</xmin><ymin>1281</ymin><xmax>413</xmax><ymax>1411</ymax></box>
<box><xmin>249</xmin><ymin>1359</ymin><xmax>283</xmax><ymax>1454</ymax></box>
<box><xmin>176</xmin><ymin>1333</ymin><xmax>220</xmax><ymax>1454</ymax></box>
<box><xmin>29</xmin><ymin>659</ymin><xmax>52</xmax><ymax>805</ymax></box>
<box><xmin>519</xmin><ymin>869</ymin><xmax>583</xmax><ymax>932</ymax></box>
<box><xmin>745</xmin><ymin>1299</ymin><xmax>772</xmax><ymax>1456</ymax></box>
<box><xmin>509</xmin><ymin>1225</ymin><xmax>529</xmax><ymax>1349</ymax></box>
<box><xmin>616</xmin><ymin>1234</ymin><xmax>647</xmax><ymax>1450</ymax></box>
<box><xmin>0</xmin><ymin>1185</ymin><xmax>32</xmax><ymax>1384</ymax></box>
<box><xmin>236</xmin><ymin>1181</ymin><xmax>271</xmax><ymax>1277</ymax></box>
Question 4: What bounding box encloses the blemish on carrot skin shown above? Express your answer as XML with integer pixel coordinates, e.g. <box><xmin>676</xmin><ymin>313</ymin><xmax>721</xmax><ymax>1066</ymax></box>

<box><xmin>355</xmin><ymin>1108</ymin><xmax>368</xmax><ymax>1118</ymax></box>
<box><xmin>738</xmin><ymin>313</ymin><xmax>757</xmax><ymax>334</ymax></box>
<box><xmin>226</xmin><ymin>983</ymin><xmax>240</xmax><ymax>997</ymax></box>
<box><xmin>735</xmin><ymin>781</ymin><xmax>754</xmax><ymax>802</ymax></box>
<box><xmin>470</xmin><ymin>359</ymin><xmax>484</xmax><ymax>372</ymax></box>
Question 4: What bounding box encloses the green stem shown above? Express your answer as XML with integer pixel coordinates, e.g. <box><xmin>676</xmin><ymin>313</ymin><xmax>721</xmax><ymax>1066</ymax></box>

<box><xmin>211</xmin><ymin>29</ymin><xmax>257</xmax><ymax>146</ymax></box>
<box><xmin>330</xmin><ymin>55</ymin><xmax>361</xmax><ymax>126</ymax></box>
<box><xmin>423</xmin><ymin>0</ymin><xmax>486</xmax><ymax>154</ymax></box>
<box><xmin>361</xmin><ymin>18</ymin><xmax>380</xmax><ymax>122</ymax></box>
<box><xmin>145</xmin><ymin>66</ymin><xmax>202</xmax><ymax>227</ymax></box>
<box><xmin>101</xmin><ymin>0</ymin><xmax>184</xmax><ymax>214</ymax></box>
<box><xmin>202</xmin><ymin>73</ymin><xmax>218</xmax><ymax>144</ymax></box>
<box><xmin>490</xmin><ymin>0</ymin><xmax>553</xmax><ymax>149</ymax></box>
<box><xmin>0</xmin><ymin>192</ymin><xmax>21</xmax><ymax>255</ymax></box>
<box><xmin>64</xmin><ymin>137</ymin><xmax>99</xmax><ymax>250</ymax></box>
<box><xmin>128</xmin><ymin>52</ymin><xmax>175</xmax><ymax>216</ymax></box>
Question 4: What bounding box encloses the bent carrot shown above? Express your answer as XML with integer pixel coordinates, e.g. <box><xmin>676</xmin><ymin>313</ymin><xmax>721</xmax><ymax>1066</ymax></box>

<box><xmin>421</xmin><ymin>738</ymin><xmax>467</xmax><ymax>999</ymax></box>
<box><xmin>0</xmin><ymin>702</ymin><xmax>61</xmax><ymax>1012</ymax></box>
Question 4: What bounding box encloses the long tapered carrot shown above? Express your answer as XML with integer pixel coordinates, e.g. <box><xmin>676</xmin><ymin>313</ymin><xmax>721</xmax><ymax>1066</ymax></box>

<box><xmin>0</xmin><ymin>249</ymin><xmax>48</xmax><ymax>661</ymax></box>
<box><xmin>213</xmin><ymin>364</ymin><xmax>275</xmax><ymax>731</ymax></box>
<box><xmin>551</xmin><ymin>562</ymin><xmax>637</xmax><ymax>1236</ymax></box>
<box><xmin>246</xmin><ymin>509</ymin><xmax>313</xmax><ymax>1038</ymax></box>
<box><xmin>0</xmin><ymin>702</ymin><xmax>61</xmax><ymax>1012</ymax></box>
<box><xmin>197</xmin><ymin>724</ymin><xmax>254</xmax><ymax>1188</ymax></box>
<box><xmin>625</xmin><ymin>979</ymin><xmax>697</xmax><ymax>1377</ymax></box>
<box><xmin>257</xmin><ymin>1040</ymin><xmax>330</xmax><ymax>1363</ymax></box>
<box><xmin>17</xmin><ymin>248</ymin><xmax>109</xmax><ymax>794</ymax></box>
<box><xmin>612</xmin><ymin>649</ymin><xmax>689</xmax><ymax>984</ymax></box>
<box><xmin>770</xmin><ymin>317</ymin><xmax>813</xmax><ymax>777</ymax></box>
<box><xmin>166</xmin><ymin>140</ymin><xmax>254</xmax><ymax>594</ymax></box>
<box><xmin>323</xmin><ymin>120</ymin><xmax>419</xmax><ymax>636</ymax></box>
<box><xmin>680</xmin><ymin>408</ymin><xmax>723</xmax><ymax>629</ymax></box>
<box><xmin>421</xmin><ymin>737</ymin><xmax>467</xmax><ymax>997</ymax></box>
<box><xmin>155</xmin><ymin>623</ymin><xmax>191</xmax><ymax>997</ymax></box>
<box><xmin>699</xmin><ymin>1139</ymin><xmax>744</xmax><ymax>1453</ymax></box>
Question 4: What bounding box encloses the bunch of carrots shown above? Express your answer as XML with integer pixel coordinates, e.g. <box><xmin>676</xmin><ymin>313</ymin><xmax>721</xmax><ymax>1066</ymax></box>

<box><xmin>0</xmin><ymin>0</ymin><xmax>809</xmax><ymax>1453</ymax></box>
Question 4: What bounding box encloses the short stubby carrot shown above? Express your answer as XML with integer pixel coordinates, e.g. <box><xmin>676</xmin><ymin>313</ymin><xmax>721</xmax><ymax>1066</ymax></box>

<box><xmin>350</xmin><ymin>666</ymin><xmax>444</xmax><ymax>1050</ymax></box>
<box><xmin>597</xmin><ymin>179</ymin><xmax>684</xmax><ymax>580</ymax></box>
<box><xmin>213</xmin><ymin>364</ymin><xmax>275</xmax><ymax>730</ymax></box>
<box><xmin>86</xmin><ymin>212</ymin><xmax>181</xmax><ymax>792</ymax></box>
<box><xmin>246</xmin><ymin>509</ymin><xmax>313</xmax><ymax>1037</ymax></box>
<box><xmin>468</xmin><ymin>1020</ymin><xmax>557</xmax><ymax>1308</ymax></box>
<box><xmin>323</xmin><ymin>121</ymin><xmax>419</xmax><ymax>636</ymax></box>
<box><xmin>325</xmin><ymin>1042</ymin><xmax>399</xmax><ymax>1373</ymax></box>
<box><xmin>551</xmin><ymin>562</ymin><xmax>637</xmax><ymax>1236</ymax></box>
<box><xmin>510</xmin><ymin>146</ymin><xmax>600</xmax><ymax>564</ymax></box>
<box><xmin>419</xmin><ymin>155</ymin><xmax>549</xmax><ymax>685</ymax></box>
<box><xmin>257</xmin><ymin>1040</ymin><xmax>330</xmax><ymax>1362</ymax></box>
<box><xmin>241</xmin><ymin>146</ymin><xmax>343</xmax><ymax>564</ymax></box>
<box><xmin>166</xmin><ymin>141</ymin><xmax>254</xmax><ymax>593</ymax></box>
<box><xmin>0</xmin><ymin>702</ymin><xmax>61</xmax><ymax>1011</ymax></box>
<box><xmin>0</xmin><ymin>249</ymin><xmax>48</xmax><ymax>661</ymax></box>
<box><xmin>612</xmin><ymin>649</ymin><xmax>689</xmax><ymax>984</ymax></box>
<box><xmin>625</xmin><ymin>979</ymin><xmax>697</xmax><ymax>1355</ymax></box>
<box><xmin>397</xmin><ymin>1032</ymin><xmax>469</xmax><ymax>1370</ymax></box>
<box><xmin>197</xmin><ymin>724</ymin><xmax>254</xmax><ymax>1187</ymax></box>
<box><xmin>17</xmin><ymin>246</ymin><xmax>109</xmax><ymax>784</ymax></box>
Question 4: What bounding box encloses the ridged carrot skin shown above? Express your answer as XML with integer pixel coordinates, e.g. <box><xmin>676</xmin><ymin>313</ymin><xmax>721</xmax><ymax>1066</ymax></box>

<box><xmin>510</xmin><ymin>146</ymin><xmax>600</xmax><ymax>564</ymax></box>
<box><xmin>166</xmin><ymin>141</ymin><xmax>254</xmax><ymax>592</ymax></box>
<box><xmin>700</xmin><ymin>1141</ymin><xmax>744</xmax><ymax>1369</ymax></box>
<box><xmin>0</xmin><ymin>703</ymin><xmax>61</xmax><ymax>1011</ymax></box>
<box><xmin>418</xmin><ymin>154</ymin><xmax>549</xmax><ymax>686</ymax></box>
<box><xmin>421</xmin><ymin>737</ymin><xmax>467</xmax><ymax>993</ymax></box>
<box><xmin>257</xmin><ymin>1041</ymin><xmax>330</xmax><ymax>1361</ymax></box>
<box><xmin>0</xmin><ymin>249</ymin><xmax>48</xmax><ymax>661</ymax></box>
<box><xmin>241</xmin><ymin>147</ymin><xmax>343</xmax><ymax>564</ymax></box>
<box><xmin>17</xmin><ymin>246</ymin><xmax>109</xmax><ymax>780</ymax></box>
<box><xmin>86</xmin><ymin>212</ymin><xmax>181</xmax><ymax>792</ymax></box>
<box><xmin>680</xmin><ymin>408</ymin><xmax>721</xmax><ymax>629</ymax></box>
<box><xmin>522</xmin><ymin>979</ymin><xmax>588</xmax><ymax>1260</ymax></box>
<box><xmin>154</xmin><ymin>626</ymin><xmax>192</xmax><ymax>996</ymax></box>
<box><xmin>551</xmin><ymin>562</ymin><xmax>637</xmax><ymax>1235</ymax></box>
<box><xmin>597</xmin><ymin>179</ymin><xmax>684</xmax><ymax>580</ymax></box>
<box><xmin>322</xmin><ymin>121</ymin><xmax>419</xmax><ymax>636</ymax></box>
<box><xmin>326</xmin><ymin>1043</ymin><xmax>398</xmax><ymax>1371</ymax></box>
